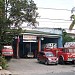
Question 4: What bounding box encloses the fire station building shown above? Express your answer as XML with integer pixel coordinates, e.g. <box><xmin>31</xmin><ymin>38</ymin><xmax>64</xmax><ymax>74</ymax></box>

<box><xmin>13</xmin><ymin>27</ymin><xmax>63</xmax><ymax>58</ymax></box>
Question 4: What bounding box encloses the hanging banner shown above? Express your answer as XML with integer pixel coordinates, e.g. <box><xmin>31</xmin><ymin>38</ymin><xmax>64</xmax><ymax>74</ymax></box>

<box><xmin>23</xmin><ymin>35</ymin><xmax>37</xmax><ymax>42</ymax></box>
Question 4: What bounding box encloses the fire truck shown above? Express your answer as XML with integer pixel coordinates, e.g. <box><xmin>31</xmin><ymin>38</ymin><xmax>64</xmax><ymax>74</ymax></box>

<box><xmin>43</xmin><ymin>42</ymin><xmax>75</xmax><ymax>64</ymax></box>
<box><xmin>2</xmin><ymin>45</ymin><xmax>13</xmax><ymax>60</ymax></box>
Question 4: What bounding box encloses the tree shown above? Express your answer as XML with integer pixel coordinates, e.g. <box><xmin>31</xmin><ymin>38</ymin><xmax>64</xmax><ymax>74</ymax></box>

<box><xmin>69</xmin><ymin>7</ymin><xmax>75</xmax><ymax>30</ymax></box>
<box><xmin>62</xmin><ymin>29</ymin><xmax>75</xmax><ymax>45</ymax></box>
<box><xmin>0</xmin><ymin>0</ymin><xmax>11</xmax><ymax>49</ymax></box>
<box><xmin>69</xmin><ymin>14</ymin><xmax>75</xmax><ymax>30</ymax></box>
<box><xmin>6</xmin><ymin>0</ymin><xmax>38</xmax><ymax>28</ymax></box>
<box><xmin>0</xmin><ymin>0</ymin><xmax>38</xmax><ymax>50</ymax></box>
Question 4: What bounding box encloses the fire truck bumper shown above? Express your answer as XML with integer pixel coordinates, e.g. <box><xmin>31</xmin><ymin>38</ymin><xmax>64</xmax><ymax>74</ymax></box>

<box><xmin>68</xmin><ymin>58</ymin><xmax>75</xmax><ymax>61</ymax></box>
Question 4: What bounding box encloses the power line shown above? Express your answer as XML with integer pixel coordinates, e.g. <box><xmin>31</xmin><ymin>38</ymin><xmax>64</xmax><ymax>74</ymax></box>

<box><xmin>38</xmin><ymin>7</ymin><xmax>71</xmax><ymax>11</ymax></box>
<box><xmin>21</xmin><ymin>26</ymin><xmax>75</xmax><ymax>30</ymax></box>
<box><xmin>37</xmin><ymin>21</ymin><xmax>71</xmax><ymax>23</ymax></box>
<box><xmin>37</xmin><ymin>17</ymin><xmax>72</xmax><ymax>21</ymax></box>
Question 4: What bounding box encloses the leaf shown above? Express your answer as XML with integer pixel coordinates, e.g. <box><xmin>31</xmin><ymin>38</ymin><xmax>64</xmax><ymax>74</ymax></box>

<box><xmin>69</xmin><ymin>20</ymin><xmax>75</xmax><ymax>30</ymax></box>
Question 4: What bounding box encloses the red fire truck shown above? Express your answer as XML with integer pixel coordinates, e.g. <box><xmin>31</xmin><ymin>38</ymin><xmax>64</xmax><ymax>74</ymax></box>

<box><xmin>43</xmin><ymin>43</ymin><xmax>75</xmax><ymax>64</ymax></box>
<box><xmin>2</xmin><ymin>45</ymin><xmax>13</xmax><ymax>60</ymax></box>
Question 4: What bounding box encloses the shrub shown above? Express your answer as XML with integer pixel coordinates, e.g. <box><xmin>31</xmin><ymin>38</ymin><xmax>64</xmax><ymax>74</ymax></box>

<box><xmin>0</xmin><ymin>54</ymin><xmax>8</xmax><ymax>69</ymax></box>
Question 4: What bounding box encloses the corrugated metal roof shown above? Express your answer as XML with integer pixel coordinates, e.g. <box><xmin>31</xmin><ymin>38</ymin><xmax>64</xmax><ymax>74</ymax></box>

<box><xmin>21</xmin><ymin>30</ymin><xmax>61</xmax><ymax>38</ymax></box>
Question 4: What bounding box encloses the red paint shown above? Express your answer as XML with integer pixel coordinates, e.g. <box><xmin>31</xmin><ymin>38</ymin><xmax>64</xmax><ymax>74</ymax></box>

<box><xmin>2</xmin><ymin>46</ymin><xmax>13</xmax><ymax>56</ymax></box>
<box><xmin>44</xmin><ymin>47</ymin><xmax>75</xmax><ymax>62</ymax></box>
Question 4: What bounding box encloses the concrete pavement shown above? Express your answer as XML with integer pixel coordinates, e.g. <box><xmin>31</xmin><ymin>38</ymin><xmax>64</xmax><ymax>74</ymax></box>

<box><xmin>7</xmin><ymin>58</ymin><xmax>75</xmax><ymax>75</ymax></box>
<box><xmin>0</xmin><ymin>58</ymin><xmax>75</xmax><ymax>75</ymax></box>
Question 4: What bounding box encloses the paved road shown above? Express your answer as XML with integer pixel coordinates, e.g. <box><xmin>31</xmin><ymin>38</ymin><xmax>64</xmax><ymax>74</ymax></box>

<box><xmin>35</xmin><ymin>72</ymin><xmax>75</xmax><ymax>75</ymax></box>
<box><xmin>7</xmin><ymin>58</ymin><xmax>75</xmax><ymax>75</ymax></box>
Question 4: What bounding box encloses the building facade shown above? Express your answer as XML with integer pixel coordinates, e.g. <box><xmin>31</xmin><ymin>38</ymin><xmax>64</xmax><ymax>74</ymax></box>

<box><xmin>13</xmin><ymin>27</ymin><xmax>63</xmax><ymax>58</ymax></box>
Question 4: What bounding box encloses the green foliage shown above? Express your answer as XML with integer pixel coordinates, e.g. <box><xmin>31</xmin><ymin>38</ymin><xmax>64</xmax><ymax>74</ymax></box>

<box><xmin>0</xmin><ymin>0</ymin><xmax>38</xmax><ymax>49</ymax></box>
<box><xmin>69</xmin><ymin>14</ymin><xmax>75</xmax><ymax>30</ymax></box>
<box><xmin>69</xmin><ymin>20</ymin><xmax>75</xmax><ymax>30</ymax></box>
<box><xmin>0</xmin><ymin>0</ymin><xmax>13</xmax><ymax>46</ymax></box>
<box><xmin>62</xmin><ymin>30</ymin><xmax>75</xmax><ymax>45</ymax></box>
<box><xmin>6</xmin><ymin>0</ymin><xmax>38</xmax><ymax>27</ymax></box>
<box><xmin>0</xmin><ymin>54</ymin><xmax>8</xmax><ymax>69</ymax></box>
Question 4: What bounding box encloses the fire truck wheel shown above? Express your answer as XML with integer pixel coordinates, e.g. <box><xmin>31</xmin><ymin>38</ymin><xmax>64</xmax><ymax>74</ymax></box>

<box><xmin>5</xmin><ymin>56</ymin><xmax>12</xmax><ymax>61</ymax></box>
<box><xmin>37</xmin><ymin>58</ymin><xmax>41</xmax><ymax>63</ymax></box>
<box><xmin>74</xmin><ymin>61</ymin><xmax>75</xmax><ymax>64</ymax></box>
<box><xmin>45</xmin><ymin>60</ymin><xmax>48</xmax><ymax>65</ymax></box>
<box><xmin>72</xmin><ymin>61</ymin><xmax>75</xmax><ymax>64</ymax></box>
<box><xmin>58</xmin><ymin>56</ymin><xmax>64</xmax><ymax>65</ymax></box>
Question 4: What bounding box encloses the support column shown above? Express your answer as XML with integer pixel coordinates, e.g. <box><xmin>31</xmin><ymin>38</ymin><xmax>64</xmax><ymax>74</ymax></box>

<box><xmin>16</xmin><ymin>36</ymin><xmax>20</xmax><ymax>59</ymax></box>
<box><xmin>38</xmin><ymin>38</ymin><xmax>41</xmax><ymax>52</ymax></box>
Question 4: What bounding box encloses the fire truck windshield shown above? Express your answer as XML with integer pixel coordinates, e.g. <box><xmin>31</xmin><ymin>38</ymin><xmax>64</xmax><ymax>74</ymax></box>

<box><xmin>63</xmin><ymin>48</ymin><xmax>75</xmax><ymax>53</ymax></box>
<box><xmin>68</xmin><ymin>49</ymin><xmax>75</xmax><ymax>53</ymax></box>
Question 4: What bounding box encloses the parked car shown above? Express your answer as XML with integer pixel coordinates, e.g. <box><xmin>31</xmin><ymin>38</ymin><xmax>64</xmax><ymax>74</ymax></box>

<box><xmin>2</xmin><ymin>45</ymin><xmax>13</xmax><ymax>60</ymax></box>
<box><xmin>37</xmin><ymin>51</ymin><xmax>58</xmax><ymax>65</ymax></box>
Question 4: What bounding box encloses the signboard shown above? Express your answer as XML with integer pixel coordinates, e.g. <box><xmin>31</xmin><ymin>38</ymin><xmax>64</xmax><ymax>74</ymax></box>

<box><xmin>23</xmin><ymin>35</ymin><xmax>37</xmax><ymax>42</ymax></box>
<box><xmin>45</xmin><ymin>43</ymin><xmax>57</xmax><ymax>49</ymax></box>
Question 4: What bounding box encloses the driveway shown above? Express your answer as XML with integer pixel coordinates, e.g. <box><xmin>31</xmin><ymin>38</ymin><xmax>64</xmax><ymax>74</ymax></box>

<box><xmin>7</xmin><ymin>58</ymin><xmax>75</xmax><ymax>75</ymax></box>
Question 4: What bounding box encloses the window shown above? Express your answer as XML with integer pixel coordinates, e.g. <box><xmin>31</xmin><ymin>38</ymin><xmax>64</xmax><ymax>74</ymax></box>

<box><xmin>45</xmin><ymin>52</ymin><xmax>54</xmax><ymax>57</ymax></box>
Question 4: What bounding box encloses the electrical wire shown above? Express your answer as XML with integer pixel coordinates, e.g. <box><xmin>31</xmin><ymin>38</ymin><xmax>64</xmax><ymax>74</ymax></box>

<box><xmin>20</xmin><ymin>26</ymin><xmax>75</xmax><ymax>30</ymax></box>
<box><xmin>37</xmin><ymin>21</ymin><xmax>71</xmax><ymax>23</ymax></box>
<box><xmin>37</xmin><ymin>17</ymin><xmax>72</xmax><ymax>21</ymax></box>
<box><xmin>38</xmin><ymin>7</ymin><xmax>71</xmax><ymax>11</ymax></box>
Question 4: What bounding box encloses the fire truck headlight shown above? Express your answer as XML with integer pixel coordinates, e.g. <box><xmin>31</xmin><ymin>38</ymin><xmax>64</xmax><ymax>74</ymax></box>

<box><xmin>68</xmin><ymin>55</ymin><xmax>71</xmax><ymax>57</ymax></box>
<box><xmin>48</xmin><ymin>58</ymin><xmax>51</xmax><ymax>60</ymax></box>
<box><xmin>10</xmin><ymin>52</ymin><xmax>13</xmax><ymax>54</ymax></box>
<box><xmin>68</xmin><ymin>58</ymin><xmax>72</xmax><ymax>61</ymax></box>
<box><xmin>56</xmin><ymin>58</ymin><xmax>58</xmax><ymax>61</ymax></box>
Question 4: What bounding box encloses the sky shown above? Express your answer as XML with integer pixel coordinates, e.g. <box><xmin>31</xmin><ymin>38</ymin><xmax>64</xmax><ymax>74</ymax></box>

<box><xmin>32</xmin><ymin>0</ymin><xmax>75</xmax><ymax>33</ymax></box>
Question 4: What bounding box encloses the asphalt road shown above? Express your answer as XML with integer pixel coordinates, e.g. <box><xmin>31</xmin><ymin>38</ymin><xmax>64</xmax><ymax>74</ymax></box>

<box><xmin>7</xmin><ymin>58</ymin><xmax>75</xmax><ymax>75</ymax></box>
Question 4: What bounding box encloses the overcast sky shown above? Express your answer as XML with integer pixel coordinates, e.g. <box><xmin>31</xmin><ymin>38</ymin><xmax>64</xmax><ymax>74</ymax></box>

<box><xmin>32</xmin><ymin>0</ymin><xmax>75</xmax><ymax>33</ymax></box>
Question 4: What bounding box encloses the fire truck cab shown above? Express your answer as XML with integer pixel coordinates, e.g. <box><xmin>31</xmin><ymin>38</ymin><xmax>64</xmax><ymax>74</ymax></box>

<box><xmin>55</xmin><ymin>47</ymin><xmax>75</xmax><ymax>64</ymax></box>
